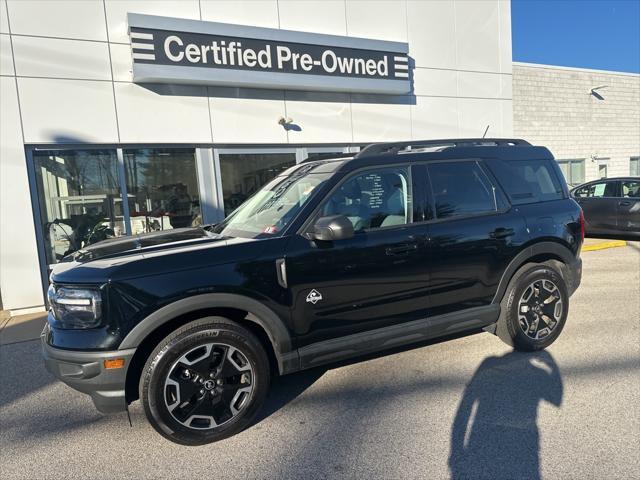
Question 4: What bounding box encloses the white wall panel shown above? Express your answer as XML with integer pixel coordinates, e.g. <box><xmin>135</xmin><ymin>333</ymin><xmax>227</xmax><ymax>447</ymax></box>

<box><xmin>209</xmin><ymin>87</ymin><xmax>287</xmax><ymax>143</ymax></box>
<box><xmin>284</xmin><ymin>92</ymin><xmax>352</xmax><ymax>144</ymax></box>
<box><xmin>457</xmin><ymin>97</ymin><xmax>504</xmax><ymax>137</ymax></box>
<box><xmin>0</xmin><ymin>33</ymin><xmax>13</xmax><ymax>75</ymax></box>
<box><xmin>0</xmin><ymin>76</ymin><xmax>44</xmax><ymax>309</ymax></box>
<box><xmin>457</xmin><ymin>71</ymin><xmax>502</xmax><ymax>99</ymax></box>
<box><xmin>454</xmin><ymin>0</ymin><xmax>501</xmax><ymax>73</ymax></box>
<box><xmin>407</xmin><ymin>0</ymin><xmax>456</xmax><ymax>69</ymax></box>
<box><xmin>413</xmin><ymin>68</ymin><xmax>458</xmax><ymax>97</ymax></box>
<box><xmin>351</xmin><ymin>98</ymin><xmax>412</xmax><ymax>143</ymax></box>
<box><xmin>345</xmin><ymin>0</ymin><xmax>407</xmax><ymax>42</ymax></box>
<box><xmin>12</xmin><ymin>36</ymin><xmax>111</xmax><ymax>80</ymax></box>
<box><xmin>411</xmin><ymin>96</ymin><xmax>459</xmax><ymax>139</ymax></box>
<box><xmin>278</xmin><ymin>0</ymin><xmax>346</xmax><ymax>35</ymax></box>
<box><xmin>1</xmin><ymin>0</ymin><xmax>9</xmax><ymax>34</ymax></box>
<box><xmin>6</xmin><ymin>0</ymin><xmax>107</xmax><ymax>41</ymax></box>
<box><xmin>18</xmin><ymin>77</ymin><xmax>118</xmax><ymax>143</ymax></box>
<box><xmin>105</xmin><ymin>0</ymin><xmax>200</xmax><ymax>43</ymax></box>
<box><xmin>115</xmin><ymin>83</ymin><xmax>211</xmax><ymax>143</ymax></box>
<box><xmin>499</xmin><ymin>0</ymin><xmax>513</xmax><ymax>74</ymax></box>
<box><xmin>109</xmin><ymin>43</ymin><xmax>132</xmax><ymax>82</ymax></box>
<box><xmin>200</xmin><ymin>0</ymin><xmax>279</xmax><ymax>28</ymax></box>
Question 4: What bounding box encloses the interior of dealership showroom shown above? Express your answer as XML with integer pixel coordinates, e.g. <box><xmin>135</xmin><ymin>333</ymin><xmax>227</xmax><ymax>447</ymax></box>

<box><xmin>0</xmin><ymin>0</ymin><xmax>638</xmax><ymax>313</ymax></box>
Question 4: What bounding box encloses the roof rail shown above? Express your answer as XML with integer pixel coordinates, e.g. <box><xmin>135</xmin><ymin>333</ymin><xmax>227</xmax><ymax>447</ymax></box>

<box><xmin>355</xmin><ymin>138</ymin><xmax>531</xmax><ymax>158</ymax></box>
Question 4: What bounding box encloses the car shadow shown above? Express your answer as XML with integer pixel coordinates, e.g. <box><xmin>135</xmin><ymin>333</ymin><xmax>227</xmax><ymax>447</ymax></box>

<box><xmin>254</xmin><ymin>329</ymin><xmax>483</xmax><ymax>426</ymax></box>
<box><xmin>448</xmin><ymin>350</ymin><xmax>563</xmax><ymax>480</ymax></box>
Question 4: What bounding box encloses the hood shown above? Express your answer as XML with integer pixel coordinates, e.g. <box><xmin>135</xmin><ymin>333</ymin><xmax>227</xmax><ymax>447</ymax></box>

<box><xmin>62</xmin><ymin>227</ymin><xmax>222</xmax><ymax>264</ymax></box>
<box><xmin>50</xmin><ymin>227</ymin><xmax>265</xmax><ymax>284</ymax></box>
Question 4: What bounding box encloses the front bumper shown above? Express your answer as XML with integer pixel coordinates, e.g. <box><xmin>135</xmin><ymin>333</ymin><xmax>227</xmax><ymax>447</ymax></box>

<box><xmin>41</xmin><ymin>325</ymin><xmax>136</xmax><ymax>413</ymax></box>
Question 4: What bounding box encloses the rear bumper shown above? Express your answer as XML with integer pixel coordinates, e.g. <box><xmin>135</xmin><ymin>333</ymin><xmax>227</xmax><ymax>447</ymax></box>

<box><xmin>41</xmin><ymin>325</ymin><xmax>135</xmax><ymax>413</ymax></box>
<box><xmin>564</xmin><ymin>256</ymin><xmax>582</xmax><ymax>297</ymax></box>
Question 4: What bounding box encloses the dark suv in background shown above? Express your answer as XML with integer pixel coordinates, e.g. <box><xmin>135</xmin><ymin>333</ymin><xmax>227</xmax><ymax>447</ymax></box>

<box><xmin>571</xmin><ymin>177</ymin><xmax>640</xmax><ymax>239</ymax></box>
<box><xmin>42</xmin><ymin>138</ymin><xmax>583</xmax><ymax>445</ymax></box>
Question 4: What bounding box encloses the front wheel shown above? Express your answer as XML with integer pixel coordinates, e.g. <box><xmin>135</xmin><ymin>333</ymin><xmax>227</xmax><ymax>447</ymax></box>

<box><xmin>497</xmin><ymin>263</ymin><xmax>569</xmax><ymax>351</ymax></box>
<box><xmin>140</xmin><ymin>317</ymin><xmax>270</xmax><ymax>445</ymax></box>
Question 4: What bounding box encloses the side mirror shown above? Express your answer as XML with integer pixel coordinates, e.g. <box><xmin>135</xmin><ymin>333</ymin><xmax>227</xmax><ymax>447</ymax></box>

<box><xmin>311</xmin><ymin>215</ymin><xmax>355</xmax><ymax>241</ymax></box>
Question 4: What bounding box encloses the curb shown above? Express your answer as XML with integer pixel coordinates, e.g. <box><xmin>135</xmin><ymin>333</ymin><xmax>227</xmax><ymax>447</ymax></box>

<box><xmin>582</xmin><ymin>240</ymin><xmax>627</xmax><ymax>252</ymax></box>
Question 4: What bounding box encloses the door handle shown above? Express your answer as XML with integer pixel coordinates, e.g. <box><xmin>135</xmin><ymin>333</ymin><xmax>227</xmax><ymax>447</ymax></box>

<box><xmin>489</xmin><ymin>228</ymin><xmax>515</xmax><ymax>239</ymax></box>
<box><xmin>619</xmin><ymin>201</ymin><xmax>631</xmax><ymax>206</ymax></box>
<box><xmin>385</xmin><ymin>243</ymin><xmax>418</xmax><ymax>256</ymax></box>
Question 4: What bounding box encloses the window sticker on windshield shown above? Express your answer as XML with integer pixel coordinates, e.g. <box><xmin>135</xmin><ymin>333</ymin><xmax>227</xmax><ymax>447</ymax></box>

<box><xmin>594</xmin><ymin>183</ymin><xmax>606</xmax><ymax>196</ymax></box>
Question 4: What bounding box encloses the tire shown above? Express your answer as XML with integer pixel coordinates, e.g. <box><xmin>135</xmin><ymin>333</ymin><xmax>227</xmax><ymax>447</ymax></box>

<box><xmin>140</xmin><ymin>317</ymin><xmax>270</xmax><ymax>445</ymax></box>
<box><xmin>497</xmin><ymin>262</ymin><xmax>569</xmax><ymax>351</ymax></box>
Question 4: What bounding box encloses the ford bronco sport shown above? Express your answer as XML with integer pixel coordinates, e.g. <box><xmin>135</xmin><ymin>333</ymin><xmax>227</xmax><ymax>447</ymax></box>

<box><xmin>42</xmin><ymin>138</ymin><xmax>583</xmax><ymax>445</ymax></box>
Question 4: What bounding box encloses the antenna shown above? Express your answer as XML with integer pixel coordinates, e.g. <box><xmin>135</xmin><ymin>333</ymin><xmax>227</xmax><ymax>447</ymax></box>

<box><xmin>482</xmin><ymin>125</ymin><xmax>490</xmax><ymax>138</ymax></box>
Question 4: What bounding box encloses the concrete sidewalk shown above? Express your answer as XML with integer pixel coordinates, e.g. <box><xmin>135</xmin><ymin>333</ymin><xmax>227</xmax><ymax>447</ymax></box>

<box><xmin>0</xmin><ymin>311</ymin><xmax>46</xmax><ymax>346</ymax></box>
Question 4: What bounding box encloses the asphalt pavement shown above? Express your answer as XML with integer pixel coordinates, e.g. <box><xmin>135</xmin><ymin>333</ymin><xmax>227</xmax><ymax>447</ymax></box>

<box><xmin>1</xmin><ymin>244</ymin><xmax>639</xmax><ymax>479</ymax></box>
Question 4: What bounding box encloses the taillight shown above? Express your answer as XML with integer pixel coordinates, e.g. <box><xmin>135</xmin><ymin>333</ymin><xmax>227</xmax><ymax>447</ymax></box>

<box><xmin>579</xmin><ymin>210</ymin><xmax>585</xmax><ymax>241</ymax></box>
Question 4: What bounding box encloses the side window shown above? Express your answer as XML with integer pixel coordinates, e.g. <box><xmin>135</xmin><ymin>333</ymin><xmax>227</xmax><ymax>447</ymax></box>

<box><xmin>575</xmin><ymin>182</ymin><xmax>615</xmax><ymax>198</ymax></box>
<box><xmin>573</xmin><ymin>185</ymin><xmax>591</xmax><ymax>198</ymax></box>
<box><xmin>487</xmin><ymin>159</ymin><xmax>564</xmax><ymax>204</ymax></box>
<box><xmin>427</xmin><ymin>161</ymin><xmax>500</xmax><ymax>219</ymax></box>
<box><xmin>604</xmin><ymin>181</ymin><xmax>619</xmax><ymax>197</ymax></box>
<box><xmin>622</xmin><ymin>180</ymin><xmax>640</xmax><ymax>198</ymax></box>
<box><xmin>321</xmin><ymin>167</ymin><xmax>410</xmax><ymax>231</ymax></box>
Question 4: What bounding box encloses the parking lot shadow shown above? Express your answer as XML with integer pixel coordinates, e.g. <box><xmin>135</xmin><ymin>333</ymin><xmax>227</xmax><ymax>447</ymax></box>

<box><xmin>449</xmin><ymin>350</ymin><xmax>562</xmax><ymax>480</ymax></box>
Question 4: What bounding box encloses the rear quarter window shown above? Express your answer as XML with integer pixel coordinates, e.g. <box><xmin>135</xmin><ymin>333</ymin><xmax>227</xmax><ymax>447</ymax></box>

<box><xmin>486</xmin><ymin>159</ymin><xmax>565</xmax><ymax>205</ymax></box>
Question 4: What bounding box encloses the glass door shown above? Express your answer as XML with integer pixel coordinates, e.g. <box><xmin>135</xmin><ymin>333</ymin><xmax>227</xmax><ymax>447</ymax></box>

<box><xmin>123</xmin><ymin>148</ymin><xmax>201</xmax><ymax>233</ymax></box>
<box><xmin>33</xmin><ymin>149</ymin><xmax>124</xmax><ymax>264</ymax></box>
<box><xmin>215</xmin><ymin>149</ymin><xmax>297</xmax><ymax>217</ymax></box>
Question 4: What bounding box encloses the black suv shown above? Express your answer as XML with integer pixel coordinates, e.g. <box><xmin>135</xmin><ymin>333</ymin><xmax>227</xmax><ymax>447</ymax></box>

<box><xmin>42</xmin><ymin>138</ymin><xmax>584</xmax><ymax>445</ymax></box>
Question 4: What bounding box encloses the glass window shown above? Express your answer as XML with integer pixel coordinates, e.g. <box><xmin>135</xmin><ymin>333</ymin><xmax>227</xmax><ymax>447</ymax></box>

<box><xmin>621</xmin><ymin>180</ymin><xmax>640</xmax><ymax>198</ymax></box>
<box><xmin>428</xmin><ymin>161</ymin><xmax>500</xmax><ymax>219</ymax></box>
<box><xmin>573</xmin><ymin>181</ymin><xmax>618</xmax><ymax>198</ymax></box>
<box><xmin>34</xmin><ymin>149</ymin><xmax>124</xmax><ymax>264</ymax></box>
<box><xmin>219</xmin><ymin>152</ymin><xmax>296</xmax><ymax>216</ymax></box>
<box><xmin>598</xmin><ymin>163</ymin><xmax>608</xmax><ymax>179</ymax></box>
<box><xmin>321</xmin><ymin>167</ymin><xmax>411</xmax><ymax>231</ymax></box>
<box><xmin>124</xmin><ymin>148</ymin><xmax>200</xmax><ymax>234</ymax></box>
<box><xmin>214</xmin><ymin>167</ymin><xmax>331</xmax><ymax>238</ymax></box>
<box><xmin>630</xmin><ymin>157</ymin><xmax>640</xmax><ymax>177</ymax></box>
<box><xmin>487</xmin><ymin>158</ymin><xmax>564</xmax><ymax>204</ymax></box>
<box><xmin>557</xmin><ymin>159</ymin><xmax>585</xmax><ymax>186</ymax></box>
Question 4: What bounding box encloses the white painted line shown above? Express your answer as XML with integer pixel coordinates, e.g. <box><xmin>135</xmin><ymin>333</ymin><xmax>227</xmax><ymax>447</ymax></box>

<box><xmin>394</xmin><ymin>64</ymin><xmax>408</xmax><ymax>70</ymax></box>
<box><xmin>131</xmin><ymin>43</ymin><xmax>155</xmax><ymax>51</ymax></box>
<box><xmin>132</xmin><ymin>53</ymin><xmax>156</xmax><ymax>60</ymax></box>
<box><xmin>394</xmin><ymin>56</ymin><xmax>408</xmax><ymax>63</ymax></box>
<box><xmin>395</xmin><ymin>72</ymin><xmax>409</xmax><ymax>78</ymax></box>
<box><xmin>130</xmin><ymin>32</ymin><xmax>154</xmax><ymax>40</ymax></box>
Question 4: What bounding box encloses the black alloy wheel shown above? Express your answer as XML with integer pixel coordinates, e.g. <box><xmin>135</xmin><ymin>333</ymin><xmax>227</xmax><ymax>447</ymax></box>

<box><xmin>140</xmin><ymin>317</ymin><xmax>270</xmax><ymax>445</ymax></box>
<box><xmin>498</xmin><ymin>263</ymin><xmax>569</xmax><ymax>351</ymax></box>
<box><xmin>517</xmin><ymin>279</ymin><xmax>563</xmax><ymax>341</ymax></box>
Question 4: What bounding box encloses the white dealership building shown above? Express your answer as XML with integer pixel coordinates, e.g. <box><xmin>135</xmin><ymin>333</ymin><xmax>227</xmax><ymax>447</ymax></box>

<box><xmin>0</xmin><ymin>1</ymin><xmax>637</xmax><ymax>313</ymax></box>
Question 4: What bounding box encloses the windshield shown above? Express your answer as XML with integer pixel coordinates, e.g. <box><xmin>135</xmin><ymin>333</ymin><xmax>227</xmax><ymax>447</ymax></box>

<box><xmin>213</xmin><ymin>169</ymin><xmax>332</xmax><ymax>238</ymax></box>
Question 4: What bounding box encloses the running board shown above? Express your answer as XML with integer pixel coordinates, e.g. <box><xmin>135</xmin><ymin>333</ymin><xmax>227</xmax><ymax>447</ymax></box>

<box><xmin>295</xmin><ymin>305</ymin><xmax>499</xmax><ymax>371</ymax></box>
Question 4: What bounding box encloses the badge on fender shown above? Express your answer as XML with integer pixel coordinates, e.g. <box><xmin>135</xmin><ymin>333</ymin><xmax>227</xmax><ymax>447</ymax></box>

<box><xmin>306</xmin><ymin>289</ymin><xmax>323</xmax><ymax>304</ymax></box>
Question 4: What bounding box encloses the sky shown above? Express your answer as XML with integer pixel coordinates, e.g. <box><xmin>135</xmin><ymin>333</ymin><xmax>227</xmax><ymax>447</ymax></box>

<box><xmin>511</xmin><ymin>0</ymin><xmax>640</xmax><ymax>73</ymax></box>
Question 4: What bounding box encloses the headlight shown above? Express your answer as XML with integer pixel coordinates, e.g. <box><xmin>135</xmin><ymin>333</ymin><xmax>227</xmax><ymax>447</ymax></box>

<box><xmin>47</xmin><ymin>284</ymin><xmax>102</xmax><ymax>329</ymax></box>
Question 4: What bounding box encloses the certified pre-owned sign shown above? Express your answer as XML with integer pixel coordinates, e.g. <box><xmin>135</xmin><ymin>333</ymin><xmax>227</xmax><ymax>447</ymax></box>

<box><xmin>128</xmin><ymin>13</ymin><xmax>410</xmax><ymax>94</ymax></box>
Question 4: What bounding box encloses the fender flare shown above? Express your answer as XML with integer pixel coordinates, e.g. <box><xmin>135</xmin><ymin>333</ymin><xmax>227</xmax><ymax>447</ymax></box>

<box><xmin>118</xmin><ymin>293</ymin><xmax>295</xmax><ymax>372</ymax></box>
<box><xmin>492</xmin><ymin>241</ymin><xmax>576</xmax><ymax>304</ymax></box>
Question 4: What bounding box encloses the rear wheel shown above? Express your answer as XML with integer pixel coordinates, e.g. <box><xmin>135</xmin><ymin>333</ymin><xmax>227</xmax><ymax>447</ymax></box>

<box><xmin>497</xmin><ymin>263</ymin><xmax>569</xmax><ymax>351</ymax></box>
<box><xmin>140</xmin><ymin>317</ymin><xmax>270</xmax><ymax>445</ymax></box>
